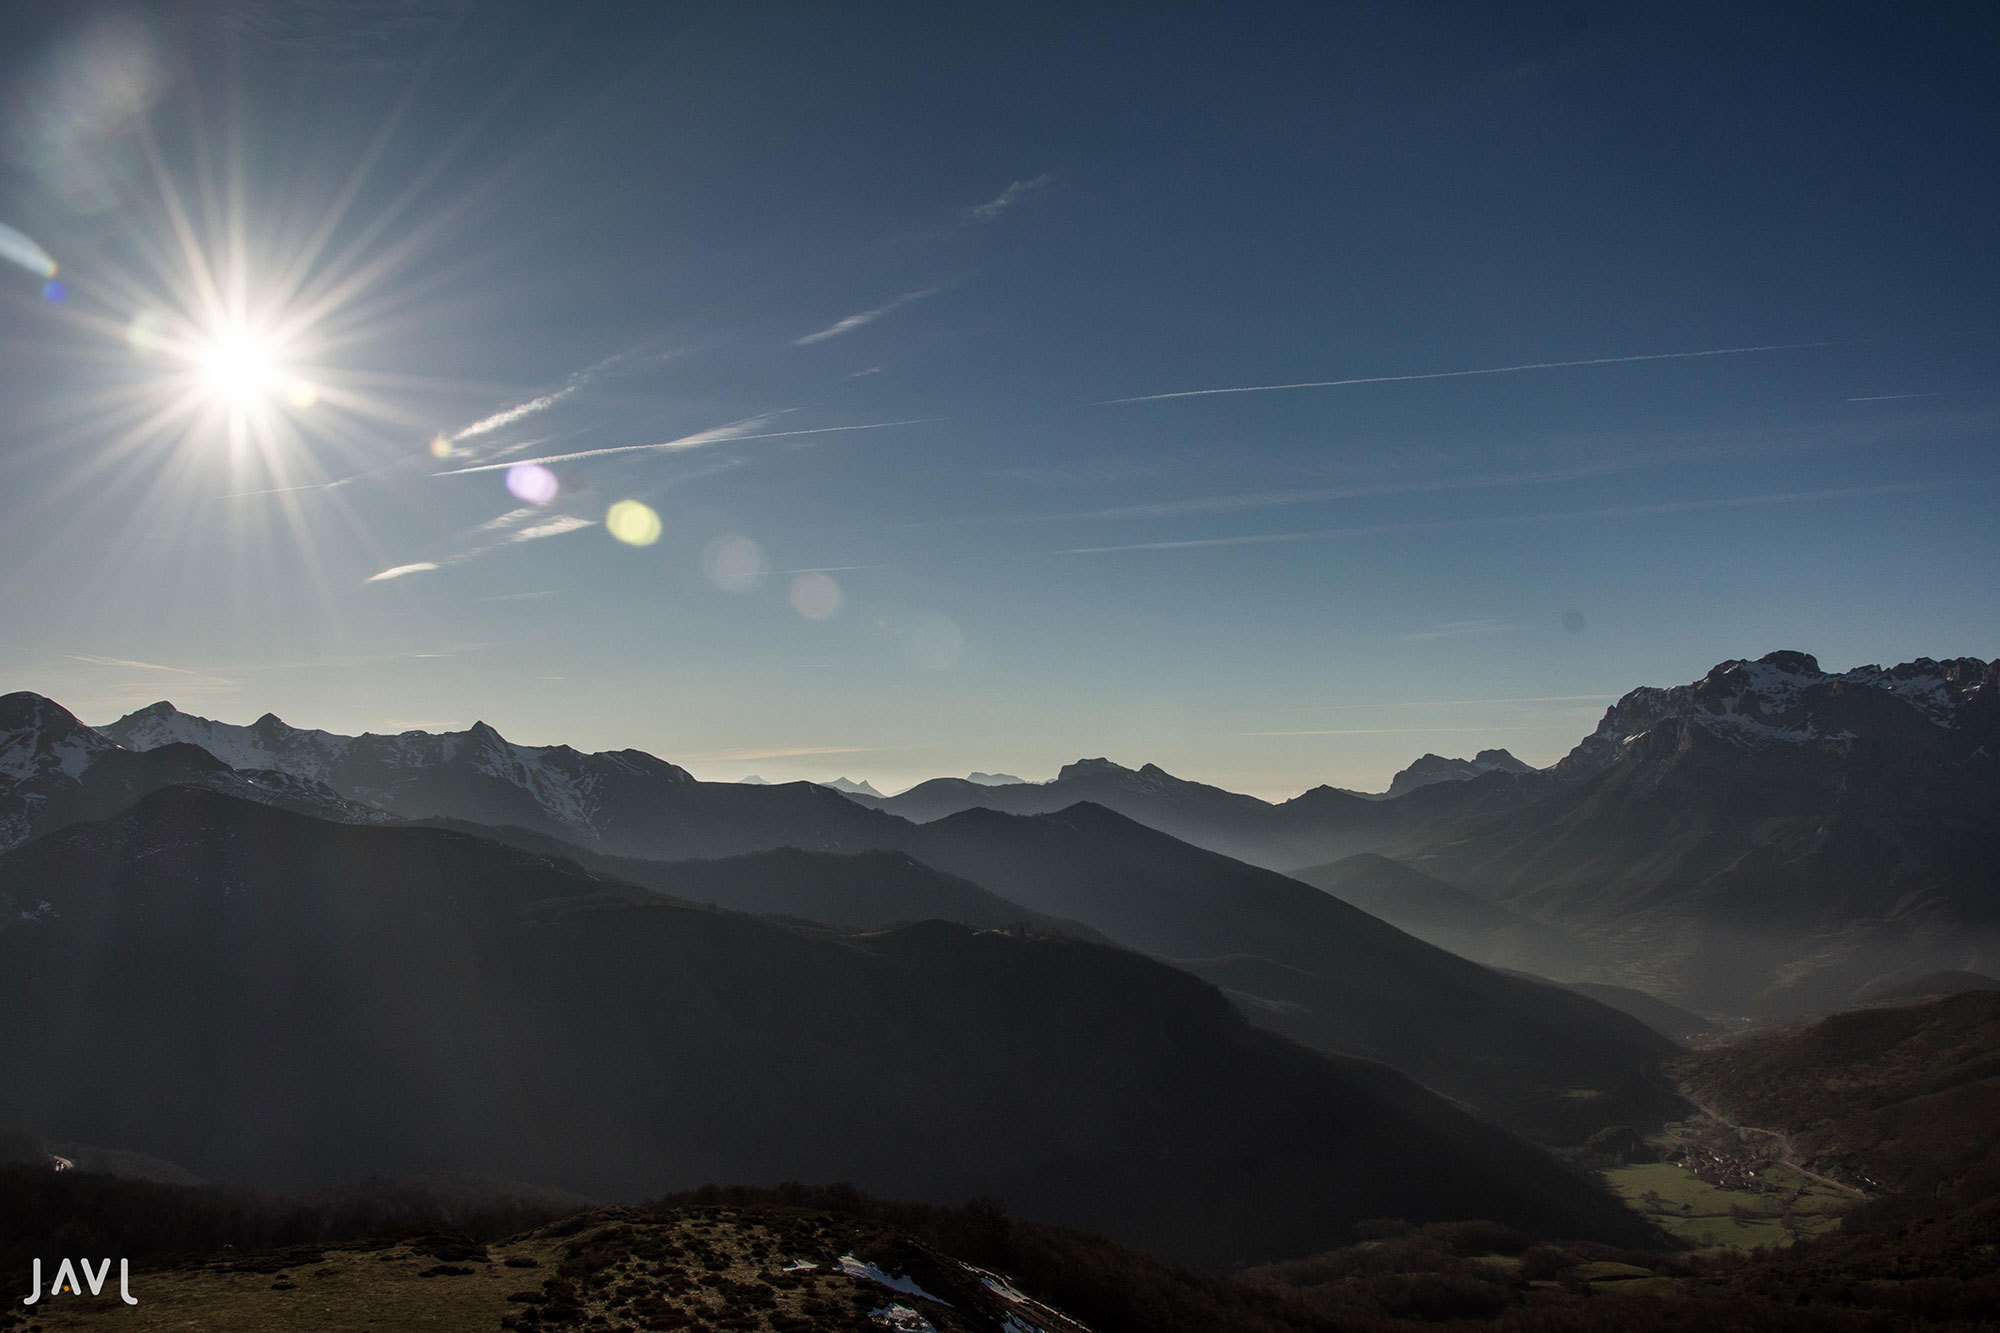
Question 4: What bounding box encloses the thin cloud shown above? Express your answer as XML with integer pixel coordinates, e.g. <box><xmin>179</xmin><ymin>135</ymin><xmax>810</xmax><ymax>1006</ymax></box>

<box><xmin>366</xmin><ymin>561</ymin><xmax>440</xmax><ymax>581</ymax></box>
<box><xmin>1094</xmin><ymin>339</ymin><xmax>1847</xmax><ymax>405</ymax></box>
<box><xmin>477</xmin><ymin>507</ymin><xmax>537</xmax><ymax>531</ymax></box>
<box><xmin>452</xmin><ymin>385</ymin><xmax>578</xmax><ymax>441</ymax></box>
<box><xmin>511</xmin><ymin>515</ymin><xmax>596</xmax><ymax>541</ymax></box>
<box><xmin>433</xmin><ymin>416</ymin><xmax>943</xmax><ymax>476</ymax></box>
<box><xmin>1240</xmin><ymin>726</ymin><xmax>1535</xmax><ymax>737</ymax></box>
<box><xmin>444</xmin><ymin>343</ymin><xmax>677</xmax><ymax>447</ymax></box>
<box><xmin>1311</xmin><ymin>693</ymin><xmax>1620</xmax><ymax>710</ymax></box>
<box><xmin>1391</xmin><ymin>619</ymin><xmax>1514</xmax><ymax>643</ymax></box>
<box><xmin>1057</xmin><ymin>477</ymin><xmax>1986</xmax><ymax>554</ymax></box>
<box><xmin>66</xmin><ymin>655</ymin><xmax>237</xmax><ymax>690</ymax></box>
<box><xmin>778</xmin><ymin>564</ymin><xmax>885</xmax><ymax>574</ymax></box>
<box><xmin>795</xmin><ymin>288</ymin><xmax>940</xmax><ymax>345</ymax></box>
<box><xmin>964</xmin><ymin>173</ymin><xmax>1054</xmax><ymax>223</ymax></box>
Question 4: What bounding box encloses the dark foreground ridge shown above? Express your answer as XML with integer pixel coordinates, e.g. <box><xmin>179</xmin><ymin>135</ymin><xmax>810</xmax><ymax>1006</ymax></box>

<box><xmin>3</xmin><ymin>1174</ymin><xmax>1996</xmax><ymax>1333</ymax></box>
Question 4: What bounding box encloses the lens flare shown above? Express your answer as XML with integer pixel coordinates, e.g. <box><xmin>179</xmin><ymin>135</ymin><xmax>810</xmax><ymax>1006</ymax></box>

<box><xmin>505</xmin><ymin>462</ymin><xmax>558</xmax><ymax>504</ymax></box>
<box><xmin>0</xmin><ymin>222</ymin><xmax>57</xmax><ymax>279</ymax></box>
<box><xmin>789</xmin><ymin>572</ymin><xmax>842</xmax><ymax>620</ymax></box>
<box><xmin>702</xmin><ymin>535</ymin><xmax>766</xmax><ymax>593</ymax></box>
<box><xmin>126</xmin><ymin>310</ymin><xmax>169</xmax><ymax>355</ymax></box>
<box><xmin>606</xmin><ymin>499</ymin><xmax>661</xmax><ymax>546</ymax></box>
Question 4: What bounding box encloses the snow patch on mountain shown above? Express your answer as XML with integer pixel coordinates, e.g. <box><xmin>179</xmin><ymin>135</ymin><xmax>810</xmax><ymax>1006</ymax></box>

<box><xmin>1559</xmin><ymin>651</ymin><xmax>1999</xmax><ymax>776</ymax></box>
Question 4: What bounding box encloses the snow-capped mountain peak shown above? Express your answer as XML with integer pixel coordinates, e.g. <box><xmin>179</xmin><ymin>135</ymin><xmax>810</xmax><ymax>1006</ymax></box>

<box><xmin>96</xmin><ymin>700</ymin><xmax>697</xmax><ymax>846</ymax></box>
<box><xmin>1558</xmin><ymin>651</ymin><xmax>1999</xmax><ymax>776</ymax></box>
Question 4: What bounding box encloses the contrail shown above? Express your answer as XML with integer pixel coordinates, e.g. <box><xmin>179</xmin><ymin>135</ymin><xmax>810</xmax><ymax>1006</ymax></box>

<box><xmin>1057</xmin><ymin>477</ymin><xmax>1984</xmax><ymax>554</ymax></box>
<box><xmin>433</xmin><ymin>417</ymin><xmax>944</xmax><ymax>476</ymax></box>
<box><xmin>1094</xmin><ymin>339</ymin><xmax>1847</xmax><ymax>405</ymax></box>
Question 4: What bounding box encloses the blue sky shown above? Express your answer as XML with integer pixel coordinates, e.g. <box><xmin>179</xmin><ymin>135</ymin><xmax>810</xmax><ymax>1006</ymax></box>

<box><xmin>1</xmin><ymin>1</ymin><xmax>1995</xmax><ymax>796</ymax></box>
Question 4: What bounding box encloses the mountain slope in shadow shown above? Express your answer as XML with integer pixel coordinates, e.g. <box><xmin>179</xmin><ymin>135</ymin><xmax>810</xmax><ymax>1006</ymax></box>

<box><xmin>0</xmin><ymin>786</ymin><xmax>1658</xmax><ymax>1265</ymax></box>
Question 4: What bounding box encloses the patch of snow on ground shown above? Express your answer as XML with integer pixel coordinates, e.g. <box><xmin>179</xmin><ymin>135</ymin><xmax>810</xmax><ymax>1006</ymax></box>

<box><xmin>868</xmin><ymin>1305</ymin><xmax>938</xmax><ymax>1333</ymax></box>
<box><xmin>838</xmin><ymin>1255</ymin><xmax>950</xmax><ymax>1306</ymax></box>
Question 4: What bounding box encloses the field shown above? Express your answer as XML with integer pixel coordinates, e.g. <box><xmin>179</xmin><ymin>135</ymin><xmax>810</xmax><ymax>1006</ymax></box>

<box><xmin>1602</xmin><ymin>1119</ymin><xmax>1855</xmax><ymax>1251</ymax></box>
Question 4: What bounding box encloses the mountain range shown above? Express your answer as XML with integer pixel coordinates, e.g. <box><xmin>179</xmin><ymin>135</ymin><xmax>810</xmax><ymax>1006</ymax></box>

<box><xmin>0</xmin><ymin>785</ymin><xmax>1655</xmax><ymax>1264</ymax></box>
<box><xmin>829</xmin><ymin>652</ymin><xmax>2000</xmax><ymax>1015</ymax></box>
<box><xmin>18</xmin><ymin>690</ymin><xmax>1681</xmax><ymax>1145</ymax></box>
<box><xmin>4</xmin><ymin>647</ymin><xmax>1989</xmax><ymax>1257</ymax></box>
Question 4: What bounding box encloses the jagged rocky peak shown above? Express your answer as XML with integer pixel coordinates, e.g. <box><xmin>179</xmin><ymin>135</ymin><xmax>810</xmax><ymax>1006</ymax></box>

<box><xmin>1057</xmin><ymin>756</ymin><xmax>1133</xmax><ymax>780</ymax></box>
<box><xmin>1386</xmin><ymin>748</ymin><xmax>1535</xmax><ymax>798</ymax></box>
<box><xmin>1558</xmin><ymin>650</ymin><xmax>2000</xmax><ymax>777</ymax></box>
<box><xmin>818</xmin><ymin>776</ymin><xmax>884</xmax><ymax>797</ymax></box>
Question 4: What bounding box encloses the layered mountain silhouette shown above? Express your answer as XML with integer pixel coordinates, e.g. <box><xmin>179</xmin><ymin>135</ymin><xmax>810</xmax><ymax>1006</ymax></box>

<box><xmin>1291</xmin><ymin>852</ymin><xmax>1590</xmax><ymax>980</ymax></box>
<box><xmin>882</xmin><ymin>802</ymin><xmax>1680</xmax><ymax>1141</ymax></box>
<box><xmin>816</xmin><ymin>776</ymin><xmax>885</xmax><ymax>797</ymax></box>
<box><xmin>15</xmin><ymin>692</ymin><xmax>1679</xmax><ymax>1145</ymax></box>
<box><xmin>0</xmin><ymin>786</ymin><xmax>1656</xmax><ymax>1264</ymax></box>
<box><xmin>820</xmin><ymin>651</ymin><xmax>2000</xmax><ymax>1016</ymax></box>
<box><xmin>1386</xmin><ymin>748</ymin><xmax>1537</xmax><ymax>797</ymax></box>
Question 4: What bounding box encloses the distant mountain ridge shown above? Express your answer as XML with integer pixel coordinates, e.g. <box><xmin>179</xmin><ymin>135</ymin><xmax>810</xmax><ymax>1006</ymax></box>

<box><xmin>96</xmin><ymin>699</ymin><xmax>905</xmax><ymax>862</ymax></box>
<box><xmin>3</xmin><ymin>689</ymin><xmax>1680</xmax><ymax>1145</ymax></box>
<box><xmin>0</xmin><ymin>692</ymin><xmax>383</xmax><ymax>851</ymax></box>
<box><xmin>817</xmin><ymin>776</ymin><xmax>884</xmax><ymax>797</ymax></box>
<box><xmin>1386</xmin><ymin>748</ymin><xmax>1536</xmax><ymax>797</ymax></box>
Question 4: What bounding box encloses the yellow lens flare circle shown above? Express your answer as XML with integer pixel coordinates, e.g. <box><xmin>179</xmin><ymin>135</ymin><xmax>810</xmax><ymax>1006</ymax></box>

<box><xmin>606</xmin><ymin>499</ymin><xmax>661</xmax><ymax>546</ymax></box>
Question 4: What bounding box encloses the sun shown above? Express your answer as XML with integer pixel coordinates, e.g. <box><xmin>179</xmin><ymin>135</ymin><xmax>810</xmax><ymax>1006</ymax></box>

<box><xmin>189</xmin><ymin>323</ymin><xmax>318</xmax><ymax>411</ymax></box>
<box><xmin>196</xmin><ymin>326</ymin><xmax>279</xmax><ymax>403</ymax></box>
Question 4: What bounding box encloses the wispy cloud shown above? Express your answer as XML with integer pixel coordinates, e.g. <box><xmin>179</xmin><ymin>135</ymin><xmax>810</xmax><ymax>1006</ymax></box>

<box><xmin>1057</xmin><ymin>477</ymin><xmax>1984</xmax><ymax>555</ymax></box>
<box><xmin>1094</xmin><ymin>339</ymin><xmax>1847</xmax><ymax>405</ymax></box>
<box><xmin>777</xmin><ymin>564</ymin><xmax>885</xmax><ymax>574</ymax></box>
<box><xmin>366</xmin><ymin>561</ymin><xmax>440</xmax><ymax>581</ymax></box>
<box><xmin>442</xmin><ymin>343</ymin><xmax>678</xmax><ymax>451</ymax></box>
<box><xmin>1310</xmin><ymin>693</ymin><xmax>1620</xmax><ymax>710</ymax></box>
<box><xmin>512</xmin><ymin>515</ymin><xmax>596</xmax><ymax>541</ymax></box>
<box><xmin>795</xmin><ymin>288</ymin><xmax>940</xmax><ymax>345</ymax></box>
<box><xmin>452</xmin><ymin>386</ymin><xmax>578</xmax><ymax>441</ymax></box>
<box><xmin>433</xmin><ymin>416</ymin><xmax>942</xmax><ymax>476</ymax></box>
<box><xmin>477</xmin><ymin>507</ymin><xmax>537</xmax><ymax>532</ymax></box>
<box><xmin>1391</xmin><ymin>619</ymin><xmax>1514</xmax><ymax>643</ymax></box>
<box><xmin>1240</xmin><ymin>726</ymin><xmax>1535</xmax><ymax>737</ymax></box>
<box><xmin>964</xmin><ymin>173</ymin><xmax>1054</xmax><ymax>223</ymax></box>
<box><xmin>66</xmin><ymin>655</ymin><xmax>236</xmax><ymax>690</ymax></box>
